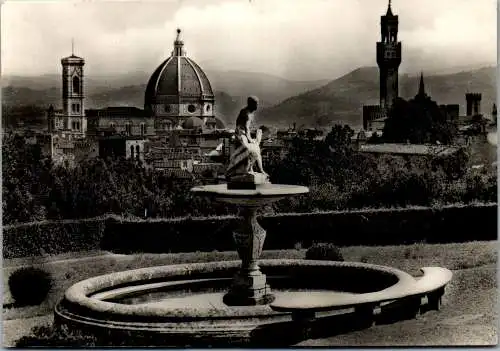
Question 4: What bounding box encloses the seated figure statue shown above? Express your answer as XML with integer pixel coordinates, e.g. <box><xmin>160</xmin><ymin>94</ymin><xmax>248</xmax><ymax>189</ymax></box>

<box><xmin>226</xmin><ymin>96</ymin><xmax>270</xmax><ymax>189</ymax></box>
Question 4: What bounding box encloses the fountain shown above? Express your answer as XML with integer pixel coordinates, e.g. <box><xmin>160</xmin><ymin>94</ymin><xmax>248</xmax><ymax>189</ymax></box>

<box><xmin>190</xmin><ymin>183</ymin><xmax>308</xmax><ymax>306</ymax></box>
<box><xmin>54</xmin><ymin>103</ymin><xmax>453</xmax><ymax>347</ymax></box>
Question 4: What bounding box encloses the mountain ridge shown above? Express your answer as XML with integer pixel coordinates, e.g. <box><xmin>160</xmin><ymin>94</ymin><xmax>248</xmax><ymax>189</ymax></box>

<box><xmin>258</xmin><ymin>65</ymin><xmax>496</xmax><ymax>128</ymax></box>
<box><xmin>2</xmin><ymin>65</ymin><xmax>495</xmax><ymax>129</ymax></box>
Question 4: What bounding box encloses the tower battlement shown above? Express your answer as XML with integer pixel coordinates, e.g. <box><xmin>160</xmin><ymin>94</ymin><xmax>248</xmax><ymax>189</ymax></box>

<box><xmin>465</xmin><ymin>93</ymin><xmax>482</xmax><ymax>101</ymax></box>
<box><xmin>465</xmin><ymin>93</ymin><xmax>482</xmax><ymax>116</ymax></box>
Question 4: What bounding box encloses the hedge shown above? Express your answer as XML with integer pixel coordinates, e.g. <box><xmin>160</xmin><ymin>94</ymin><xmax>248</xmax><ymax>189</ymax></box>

<box><xmin>3</xmin><ymin>204</ymin><xmax>497</xmax><ymax>259</ymax></box>
<box><xmin>105</xmin><ymin>204</ymin><xmax>498</xmax><ymax>253</ymax></box>
<box><xmin>3</xmin><ymin>217</ymin><xmax>107</xmax><ymax>259</ymax></box>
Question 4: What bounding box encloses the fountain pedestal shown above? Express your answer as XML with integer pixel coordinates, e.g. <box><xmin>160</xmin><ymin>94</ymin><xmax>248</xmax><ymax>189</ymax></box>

<box><xmin>223</xmin><ymin>206</ymin><xmax>274</xmax><ymax>306</ymax></box>
<box><xmin>191</xmin><ymin>183</ymin><xmax>309</xmax><ymax>306</ymax></box>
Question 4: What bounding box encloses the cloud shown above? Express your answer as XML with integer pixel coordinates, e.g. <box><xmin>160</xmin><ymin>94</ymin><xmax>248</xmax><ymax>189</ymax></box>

<box><xmin>1</xmin><ymin>0</ymin><xmax>496</xmax><ymax>80</ymax></box>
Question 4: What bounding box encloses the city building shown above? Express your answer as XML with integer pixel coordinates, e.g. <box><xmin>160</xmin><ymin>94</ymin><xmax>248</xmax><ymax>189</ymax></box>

<box><xmin>358</xmin><ymin>143</ymin><xmax>461</xmax><ymax>159</ymax></box>
<box><xmin>41</xmin><ymin>29</ymin><xmax>230</xmax><ymax>177</ymax></box>
<box><xmin>47</xmin><ymin>50</ymin><xmax>87</xmax><ymax>136</ymax></box>
<box><xmin>361</xmin><ymin>2</ymin><xmax>485</xmax><ymax>138</ymax></box>
<box><xmin>363</xmin><ymin>0</ymin><xmax>401</xmax><ymax>132</ymax></box>
<box><xmin>86</xmin><ymin>107</ymin><xmax>154</xmax><ymax>138</ymax></box>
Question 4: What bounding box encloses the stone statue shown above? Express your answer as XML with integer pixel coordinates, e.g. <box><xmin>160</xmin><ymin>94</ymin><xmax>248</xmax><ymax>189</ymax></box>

<box><xmin>226</xmin><ymin>96</ymin><xmax>270</xmax><ymax>189</ymax></box>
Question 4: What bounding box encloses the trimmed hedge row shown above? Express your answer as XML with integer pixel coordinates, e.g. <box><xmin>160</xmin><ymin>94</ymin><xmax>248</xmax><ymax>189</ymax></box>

<box><xmin>106</xmin><ymin>204</ymin><xmax>498</xmax><ymax>254</ymax></box>
<box><xmin>3</xmin><ymin>204</ymin><xmax>497</xmax><ymax>259</ymax></box>
<box><xmin>3</xmin><ymin>217</ymin><xmax>107</xmax><ymax>259</ymax></box>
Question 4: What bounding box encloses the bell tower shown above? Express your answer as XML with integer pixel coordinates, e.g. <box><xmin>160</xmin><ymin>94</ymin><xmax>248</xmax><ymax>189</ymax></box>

<box><xmin>376</xmin><ymin>0</ymin><xmax>402</xmax><ymax>109</ymax></box>
<box><xmin>61</xmin><ymin>41</ymin><xmax>86</xmax><ymax>135</ymax></box>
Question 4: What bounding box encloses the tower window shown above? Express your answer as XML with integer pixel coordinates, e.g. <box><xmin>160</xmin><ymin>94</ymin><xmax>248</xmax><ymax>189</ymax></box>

<box><xmin>130</xmin><ymin>145</ymin><xmax>135</xmax><ymax>159</ymax></box>
<box><xmin>125</xmin><ymin>123</ymin><xmax>132</xmax><ymax>136</ymax></box>
<box><xmin>136</xmin><ymin>145</ymin><xmax>140</xmax><ymax>157</ymax></box>
<box><xmin>164</xmin><ymin>105</ymin><xmax>171</xmax><ymax>113</ymax></box>
<box><xmin>140</xmin><ymin>123</ymin><xmax>146</xmax><ymax>136</ymax></box>
<box><xmin>73</xmin><ymin>76</ymin><xmax>80</xmax><ymax>94</ymax></box>
<box><xmin>187</xmin><ymin>104</ymin><xmax>196</xmax><ymax>113</ymax></box>
<box><xmin>110</xmin><ymin>122</ymin><xmax>116</xmax><ymax>129</ymax></box>
<box><xmin>206</xmin><ymin>105</ymin><xmax>211</xmax><ymax>112</ymax></box>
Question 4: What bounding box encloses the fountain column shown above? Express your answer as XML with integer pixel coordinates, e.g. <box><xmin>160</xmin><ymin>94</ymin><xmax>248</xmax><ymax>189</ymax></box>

<box><xmin>223</xmin><ymin>205</ymin><xmax>274</xmax><ymax>306</ymax></box>
<box><xmin>190</xmin><ymin>183</ymin><xmax>309</xmax><ymax>306</ymax></box>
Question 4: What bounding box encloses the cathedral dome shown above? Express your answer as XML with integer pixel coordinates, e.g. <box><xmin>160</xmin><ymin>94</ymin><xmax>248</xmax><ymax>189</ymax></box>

<box><xmin>144</xmin><ymin>29</ymin><xmax>214</xmax><ymax>118</ymax></box>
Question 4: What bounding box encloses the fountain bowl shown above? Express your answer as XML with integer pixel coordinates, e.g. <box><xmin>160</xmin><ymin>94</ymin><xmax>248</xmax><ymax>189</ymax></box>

<box><xmin>54</xmin><ymin>259</ymin><xmax>452</xmax><ymax>347</ymax></box>
<box><xmin>190</xmin><ymin>183</ymin><xmax>309</xmax><ymax>206</ymax></box>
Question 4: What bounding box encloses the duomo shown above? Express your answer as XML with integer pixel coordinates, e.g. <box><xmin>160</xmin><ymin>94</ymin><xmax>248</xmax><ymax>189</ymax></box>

<box><xmin>44</xmin><ymin>29</ymin><xmax>231</xmax><ymax>176</ymax></box>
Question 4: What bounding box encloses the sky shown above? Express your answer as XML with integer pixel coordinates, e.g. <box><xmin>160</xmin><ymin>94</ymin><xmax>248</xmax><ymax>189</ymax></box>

<box><xmin>1</xmin><ymin>0</ymin><xmax>497</xmax><ymax>81</ymax></box>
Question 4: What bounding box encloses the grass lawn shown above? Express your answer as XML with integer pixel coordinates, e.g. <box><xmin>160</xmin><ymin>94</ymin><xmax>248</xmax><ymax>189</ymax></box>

<box><xmin>2</xmin><ymin>241</ymin><xmax>498</xmax><ymax>347</ymax></box>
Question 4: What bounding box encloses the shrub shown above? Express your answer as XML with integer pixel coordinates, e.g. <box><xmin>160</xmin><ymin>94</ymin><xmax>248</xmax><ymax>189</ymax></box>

<box><xmin>8</xmin><ymin>267</ymin><xmax>52</xmax><ymax>306</ymax></box>
<box><xmin>305</xmin><ymin>243</ymin><xmax>344</xmax><ymax>261</ymax></box>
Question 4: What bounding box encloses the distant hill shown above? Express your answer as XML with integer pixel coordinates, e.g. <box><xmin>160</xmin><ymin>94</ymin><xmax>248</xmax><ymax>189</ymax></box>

<box><xmin>259</xmin><ymin>66</ymin><xmax>496</xmax><ymax>129</ymax></box>
<box><xmin>205</xmin><ymin>70</ymin><xmax>330</xmax><ymax>108</ymax></box>
<box><xmin>1</xmin><ymin>70</ymin><xmax>329</xmax><ymax>108</ymax></box>
<box><xmin>2</xmin><ymin>69</ymin><xmax>329</xmax><ymax>127</ymax></box>
<box><xmin>2</xmin><ymin>66</ymin><xmax>495</xmax><ymax>130</ymax></box>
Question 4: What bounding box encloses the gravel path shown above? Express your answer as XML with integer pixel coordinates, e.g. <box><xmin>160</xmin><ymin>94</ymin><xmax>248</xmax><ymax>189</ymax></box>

<box><xmin>2</xmin><ymin>315</ymin><xmax>53</xmax><ymax>347</ymax></box>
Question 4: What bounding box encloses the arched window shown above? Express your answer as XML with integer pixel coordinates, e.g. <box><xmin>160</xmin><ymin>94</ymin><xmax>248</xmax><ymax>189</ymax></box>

<box><xmin>140</xmin><ymin>123</ymin><xmax>145</xmax><ymax>136</ymax></box>
<box><xmin>73</xmin><ymin>76</ymin><xmax>80</xmax><ymax>94</ymax></box>
<box><xmin>136</xmin><ymin>145</ymin><xmax>140</xmax><ymax>158</ymax></box>
<box><xmin>130</xmin><ymin>145</ymin><xmax>135</xmax><ymax>159</ymax></box>
<box><xmin>125</xmin><ymin>123</ymin><xmax>132</xmax><ymax>136</ymax></box>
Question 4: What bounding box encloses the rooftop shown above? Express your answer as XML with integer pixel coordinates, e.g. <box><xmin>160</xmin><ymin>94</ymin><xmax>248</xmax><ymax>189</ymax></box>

<box><xmin>359</xmin><ymin>143</ymin><xmax>461</xmax><ymax>157</ymax></box>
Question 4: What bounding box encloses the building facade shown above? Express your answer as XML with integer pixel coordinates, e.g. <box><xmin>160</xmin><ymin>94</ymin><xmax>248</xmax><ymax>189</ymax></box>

<box><xmin>86</xmin><ymin>107</ymin><xmax>154</xmax><ymax>137</ymax></box>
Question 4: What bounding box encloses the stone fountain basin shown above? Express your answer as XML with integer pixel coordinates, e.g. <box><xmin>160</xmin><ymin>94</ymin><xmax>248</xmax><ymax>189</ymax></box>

<box><xmin>190</xmin><ymin>184</ymin><xmax>309</xmax><ymax>206</ymax></box>
<box><xmin>54</xmin><ymin>259</ymin><xmax>452</xmax><ymax>346</ymax></box>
